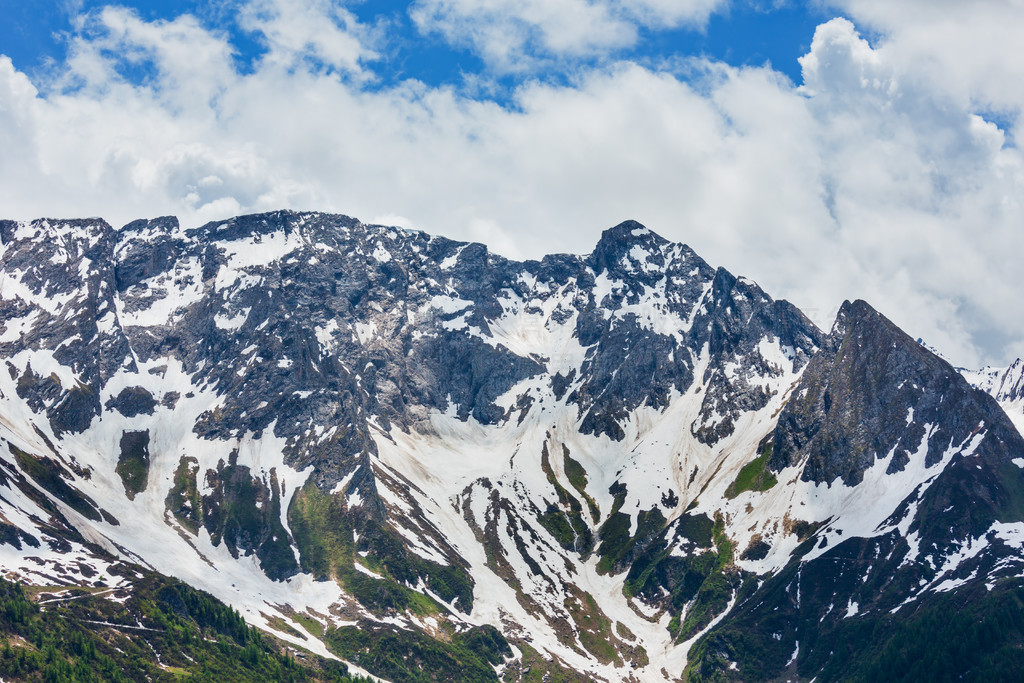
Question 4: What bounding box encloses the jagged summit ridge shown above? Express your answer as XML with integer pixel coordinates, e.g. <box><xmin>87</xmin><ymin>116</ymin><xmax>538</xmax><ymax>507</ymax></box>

<box><xmin>1</xmin><ymin>210</ymin><xmax>1022</xmax><ymax>682</ymax></box>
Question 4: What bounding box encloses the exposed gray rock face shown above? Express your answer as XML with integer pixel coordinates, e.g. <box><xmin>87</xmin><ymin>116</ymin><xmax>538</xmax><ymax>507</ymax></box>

<box><xmin>570</xmin><ymin>220</ymin><xmax>821</xmax><ymax>443</ymax></box>
<box><xmin>0</xmin><ymin>218</ymin><xmax>131</xmax><ymax>436</ymax></box>
<box><xmin>770</xmin><ymin>299</ymin><xmax>1020</xmax><ymax>485</ymax></box>
<box><xmin>106</xmin><ymin>386</ymin><xmax>157</xmax><ymax>417</ymax></box>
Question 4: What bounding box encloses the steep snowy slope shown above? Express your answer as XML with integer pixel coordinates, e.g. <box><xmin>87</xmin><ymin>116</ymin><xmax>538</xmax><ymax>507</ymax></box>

<box><xmin>1</xmin><ymin>212</ymin><xmax>1021</xmax><ymax>682</ymax></box>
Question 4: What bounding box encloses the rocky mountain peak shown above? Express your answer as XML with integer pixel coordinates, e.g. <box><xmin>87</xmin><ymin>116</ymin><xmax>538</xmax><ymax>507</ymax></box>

<box><xmin>771</xmin><ymin>298</ymin><xmax>1018</xmax><ymax>485</ymax></box>
<box><xmin>118</xmin><ymin>215</ymin><xmax>180</xmax><ymax>235</ymax></box>
<box><xmin>587</xmin><ymin>219</ymin><xmax>674</xmax><ymax>273</ymax></box>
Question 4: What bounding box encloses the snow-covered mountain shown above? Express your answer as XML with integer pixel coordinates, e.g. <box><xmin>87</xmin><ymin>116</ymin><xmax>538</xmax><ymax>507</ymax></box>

<box><xmin>1</xmin><ymin>212</ymin><xmax>1022</xmax><ymax>682</ymax></box>
<box><xmin>964</xmin><ymin>359</ymin><xmax>1024</xmax><ymax>438</ymax></box>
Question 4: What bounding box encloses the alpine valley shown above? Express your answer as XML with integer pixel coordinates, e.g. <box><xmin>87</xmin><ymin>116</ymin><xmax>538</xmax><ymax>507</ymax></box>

<box><xmin>1</xmin><ymin>211</ymin><xmax>1023</xmax><ymax>682</ymax></box>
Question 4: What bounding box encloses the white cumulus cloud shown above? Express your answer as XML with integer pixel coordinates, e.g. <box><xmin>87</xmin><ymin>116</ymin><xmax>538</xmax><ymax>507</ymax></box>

<box><xmin>409</xmin><ymin>0</ymin><xmax>728</xmax><ymax>72</ymax></box>
<box><xmin>238</xmin><ymin>0</ymin><xmax>378</xmax><ymax>77</ymax></box>
<box><xmin>829</xmin><ymin>0</ymin><xmax>1024</xmax><ymax>137</ymax></box>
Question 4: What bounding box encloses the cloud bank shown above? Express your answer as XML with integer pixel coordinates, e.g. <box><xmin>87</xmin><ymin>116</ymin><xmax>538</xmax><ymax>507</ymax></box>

<box><xmin>0</xmin><ymin>1</ymin><xmax>1022</xmax><ymax>369</ymax></box>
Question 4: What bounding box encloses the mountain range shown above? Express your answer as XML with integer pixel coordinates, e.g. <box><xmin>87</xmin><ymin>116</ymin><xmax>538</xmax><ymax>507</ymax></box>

<box><xmin>1</xmin><ymin>211</ymin><xmax>1023</xmax><ymax>682</ymax></box>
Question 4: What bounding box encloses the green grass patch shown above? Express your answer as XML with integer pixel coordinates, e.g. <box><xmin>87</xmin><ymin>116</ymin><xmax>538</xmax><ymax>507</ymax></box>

<box><xmin>288</xmin><ymin>483</ymin><xmax>469</xmax><ymax>618</ymax></box>
<box><xmin>325</xmin><ymin>623</ymin><xmax>506</xmax><ymax>683</ymax></box>
<box><xmin>565</xmin><ymin>590</ymin><xmax>620</xmax><ymax>665</ymax></box>
<box><xmin>674</xmin><ymin>514</ymin><xmax>737</xmax><ymax>642</ymax></box>
<box><xmin>712</xmin><ymin>513</ymin><xmax>735</xmax><ymax>567</ymax></box>
<box><xmin>263</xmin><ymin>614</ymin><xmax>304</xmax><ymax>639</ymax></box>
<box><xmin>200</xmin><ymin>464</ymin><xmax>298</xmax><ymax>580</ymax></box>
<box><xmin>166</xmin><ymin>457</ymin><xmax>203</xmax><ymax>533</ymax></box>
<box><xmin>724</xmin><ymin>445</ymin><xmax>778</xmax><ymax>500</ymax></box>
<box><xmin>293</xmin><ymin>613</ymin><xmax>326</xmax><ymax>639</ymax></box>
<box><xmin>676</xmin><ymin>513</ymin><xmax>715</xmax><ymax>548</ymax></box>
<box><xmin>596</xmin><ymin>512</ymin><xmax>631</xmax><ymax>574</ymax></box>
<box><xmin>562</xmin><ymin>449</ymin><xmax>600</xmax><ymax>522</ymax></box>
<box><xmin>540</xmin><ymin>445</ymin><xmax>579</xmax><ymax>514</ymax></box>
<box><xmin>115</xmin><ymin>430</ymin><xmax>150</xmax><ymax>500</ymax></box>
<box><xmin>289</xmin><ymin>482</ymin><xmax>350</xmax><ymax>581</ymax></box>
<box><xmin>596</xmin><ymin>507</ymin><xmax>666</xmax><ymax>575</ymax></box>
<box><xmin>538</xmin><ymin>503</ymin><xmax>593</xmax><ymax>554</ymax></box>
<box><xmin>538</xmin><ymin>446</ymin><xmax>594</xmax><ymax>554</ymax></box>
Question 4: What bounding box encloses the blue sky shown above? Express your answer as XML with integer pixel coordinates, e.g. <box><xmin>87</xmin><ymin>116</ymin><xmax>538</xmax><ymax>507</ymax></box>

<box><xmin>0</xmin><ymin>0</ymin><xmax>1023</xmax><ymax>369</ymax></box>
<box><xmin>0</xmin><ymin>1</ymin><xmax>829</xmax><ymax>95</ymax></box>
